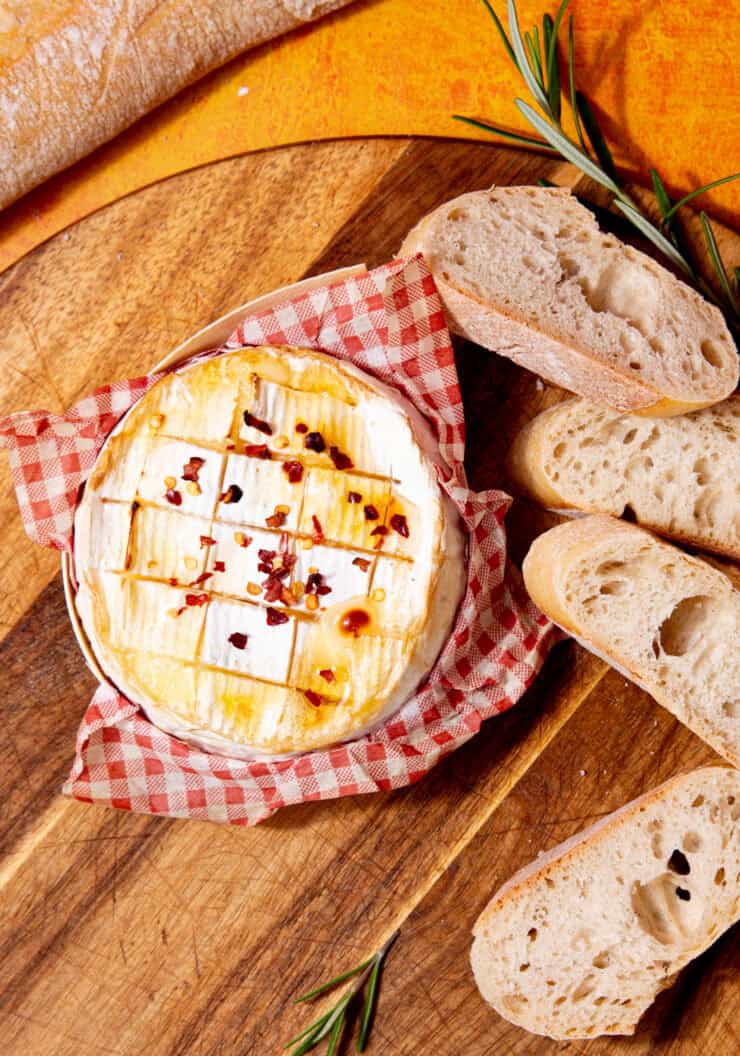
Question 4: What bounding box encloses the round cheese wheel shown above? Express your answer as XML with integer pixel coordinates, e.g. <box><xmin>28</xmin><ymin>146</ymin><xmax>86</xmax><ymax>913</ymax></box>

<box><xmin>74</xmin><ymin>346</ymin><xmax>466</xmax><ymax>757</ymax></box>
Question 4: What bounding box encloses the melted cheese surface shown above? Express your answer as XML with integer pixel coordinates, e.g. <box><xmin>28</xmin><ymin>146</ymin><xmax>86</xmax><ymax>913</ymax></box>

<box><xmin>74</xmin><ymin>346</ymin><xmax>466</xmax><ymax>756</ymax></box>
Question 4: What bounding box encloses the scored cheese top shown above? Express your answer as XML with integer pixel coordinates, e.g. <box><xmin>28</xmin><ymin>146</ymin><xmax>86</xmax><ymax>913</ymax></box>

<box><xmin>74</xmin><ymin>346</ymin><xmax>466</xmax><ymax>757</ymax></box>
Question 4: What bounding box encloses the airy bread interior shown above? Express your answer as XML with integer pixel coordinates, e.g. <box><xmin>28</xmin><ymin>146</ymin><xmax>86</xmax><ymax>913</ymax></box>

<box><xmin>402</xmin><ymin>187</ymin><xmax>738</xmax><ymax>411</ymax></box>
<box><xmin>507</xmin><ymin>395</ymin><xmax>740</xmax><ymax>559</ymax></box>
<box><xmin>471</xmin><ymin>766</ymin><xmax>740</xmax><ymax>1039</ymax></box>
<box><xmin>522</xmin><ymin>516</ymin><xmax>739</xmax><ymax>766</ymax></box>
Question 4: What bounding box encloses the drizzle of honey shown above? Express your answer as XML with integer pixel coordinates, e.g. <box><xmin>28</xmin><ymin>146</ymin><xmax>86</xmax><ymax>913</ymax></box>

<box><xmin>339</xmin><ymin>608</ymin><xmax>371</xmax><ymax>638</ymax></box>
<box><xmin>297</xmin><ymin>595</ymin><xmax>383</xmax><ymax>704</ymax></box>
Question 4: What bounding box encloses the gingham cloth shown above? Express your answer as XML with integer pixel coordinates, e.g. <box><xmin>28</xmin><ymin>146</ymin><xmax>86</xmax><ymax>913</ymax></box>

<box><xmin>0</xmin><ymin>257</ymin><xmax>556</xmax><ymax>826</ymax></box>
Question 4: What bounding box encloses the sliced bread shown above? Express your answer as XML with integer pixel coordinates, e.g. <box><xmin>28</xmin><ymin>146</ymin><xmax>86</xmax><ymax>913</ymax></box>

<box><xmin>522</xmin><ymin>516</ymin><xmax>739</xmax><ymax>766</ymax></box>
<box><xmin>471</xmin><ymin>765</ymin><xmax>740</xmax><ymax>1039</ymax></box>
<box><xmin>507</xmin><ymin>395</ymin><xmax>740</xmax><ymax>559</ymax></box>
<box><xmin>400</xmin><ymin>187</ymin><xmax>739</xmax><ymax>415</ymax></box>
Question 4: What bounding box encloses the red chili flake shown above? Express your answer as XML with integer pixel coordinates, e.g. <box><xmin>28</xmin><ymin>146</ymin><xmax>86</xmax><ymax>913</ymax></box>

<box><xmin>236</xmin><ymin>534</ymin><xmax>253</xmax><ymax>548</ymax></box>
<box><xmin>214</xmin><ymin>560</ymin><xmax>226</xmax><ymax>573</ymax></box>
<box><xmin>243</xmin><ymin>443</ymin><xmax>271</xmax><ymax>460</ymax></box>
<box><xmin>306</xmin><ymin>571</ymin><xmax>332</xmax><ymax>596</ymax></box>
<box><xmin>228</xmin><ymin>632</ymin><xmax>248</xmax><ymax>650</ymax></box>
<box><xmin>189</xmin><ymin>571</ymin><xmax>213</xmax><ymax>587</ymax></box>
<box><xmin>295</xmin><ymin>422</ymin><xmax>308</xmax><ymax>434</ymax></box>
<box><xmin>329</xmin><ymin>446</ymin><xmax>354</xmax><ymax>471</ymax></box>
<box><xmin>319</xmin><ymin>669</ymin><xmax>335</xmax><ymax>684</ymax></box>
<box><xmin>279</xmin><ymin>531</ymin><xmax>290</xmax><ymax>553</ymax></box>
<box><xmin>370</xmin><ymin>525</ymin><xmax>388</xmax><ymax>536</ymax></box>
<box><xmin>258</xmin><ymin>548</ymin><xmax>277</xmax><ymax>569</ymax></box>
<box><xmin>219</xmin><ymin>484</ymin><xmax>243</xmax><ymax>503</ymax></box>
<box><xmin>304</xmin><ymin>431</ymin><xmax>326</xmax><ymax>453</ymax></box>
<box><xmin>282</xmin><ymin>460</ymin><xmax>304</xmax><ymax>484</ymax></box>
<box><xmin>168</xmin><ymin>577</ymin><xmax>179</xmax><ymax>586</ymax></box>
<box><xmin>352</xmin><ymin>556</ymin><xmax>371</xmax><ymax>572</ymax></box>
<box><xmin>243</xmin><ymin>410</ymin><xmax>273</xmax><ymax>436</ymax></box>
<box><xmin>363</xmin><ymin>504</ymin><xmax>379</xmax><ymax>521</ymax></box>
<box><xmin>390</xmin><ymin>513</ymin><xmax>410</xmax><ymax>538</ymax></box>
<box><xmin>185</xmin><ymin>592</ymin><xmax>209</xmax><ymax>607</ymax></box>
<box><xmin>263</xmin><ymin>577</ymin><xmax>284</xmax><ymax>603</ymax></box>
<box><xmin>266</xmin><ymin>606</ymin><xmax>289</xmax><ymax>626</ymax></box>
<box><xmin>347</xmin><ymin>491</ymin><xmax>362</xmax><ymax>504</ymax></box>
<box><xmin>182</xmin><ymin>456</ymin><xmax>205</xmax><ymax>483</ymax></box>
<box><xmin>304</xmin><ymin>690</ymin><xmax>323</xmax><ymax>707</ymax></box>
<box><xmin>266</xmin><ymin>510</ymin><xmax>287</xmax><ymax>529</ymax></box>
<box><xmin>165</xmin><ymin>488</ymin><xmax>182</xmax><ymax>506</ymax></box>
<box><xmin>200</xmin><ymin>535</ymin><xmax>216</xmax><ymax>549</ymax></box>
<box><xmin>312</xmin><ymin>515</ymin><xmax>324</xmax><ymax>542</ymax></box>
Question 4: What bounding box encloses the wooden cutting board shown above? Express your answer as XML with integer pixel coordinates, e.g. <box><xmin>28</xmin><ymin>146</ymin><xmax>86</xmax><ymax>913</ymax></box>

<box><xmin>0</xmin><ymin>138</ymin><xmax>736</xmax><ymax>1056</ymax></box>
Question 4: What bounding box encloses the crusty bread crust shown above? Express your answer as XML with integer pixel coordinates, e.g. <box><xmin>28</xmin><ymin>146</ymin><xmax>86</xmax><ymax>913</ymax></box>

<box><xmin>0</xmin><ymin>0</ymin><xmax>356</xmax><ymax>209</ymax></box>
<box><xmin>401</xmin><ymin>188</ymin><xmax>739</xmax><ymax>415</ymax></box>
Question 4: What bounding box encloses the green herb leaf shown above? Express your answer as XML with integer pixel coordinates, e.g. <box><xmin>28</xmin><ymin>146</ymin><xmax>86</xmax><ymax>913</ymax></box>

<box><xmin>537</xmin><ymin>176</ymin><xmax>557</xmax><ymax>187</ymax></box>
<box><xmin>452</xmin><ymin>114</ymin><xmax>558</xmax><ymax>151</ymax></box>
<box><xmin>294</xmin><ymin>957</ymin><xmax>373</xmax><ymax>1004</ymax></box>
<box><xmin>514</xmin><ymin>98</ymin><xmax>621</xmax><ymax>194</ymax></box>
<box><xmin>614</xmin><ymin>200</ymin><xmax>693</xmax><ymax>275</ymax></box>
<box><xmin>567</xmin><ymin>15</ymin><xmax>587</xmax><ymax>151</ymax></box>
<box><xmin>545</xmin><ymin>0</ymin><xmax>568</xmax><ymax>122</ymax></box>
<box><xmin>356</xmin><ymin>959</ymin><xmax>382</xmax><ymax>1052</ymax></box>
<box><xmin>507</xmin><ymin>0</ymin><xmax>552</xmax><ymax>115</ymax></box>
<box><xmin>525</xmin><ymin>31</ymin><xmax>544</xmax><ymax>87</ymax></box>
<box><xmin>699</xmin><ymin>211</ymin><xmax>740</xmax><ymax>317</ymax></box>
<box><xmin>734</xmin><ymin>266</ymin><xmax>740</xmax><ymax>293</ymax></box>
<box><xmin>661</xmin><ymin>174</ymin><xmax>740</xmax><ymax>224</ymax></box>
<box><xmin>575</xmin><ymin>91</ymin><xmax>617</xmax><ymax>183</ymax></box>
<box><xmin>480</xmin><ymin>0</ymin><xmax>520</xmax><ymax>69</ymax></box>
<box><xmin>649</xmin><ymin>168</ymin><xmax>698</xmax><ymax>275</ymax></box>
<box><xmin>285</xmin><ymin>1010</ymin><xmax>334</xmax><ymax>1050</ymax></box>
<box><xmin>326</xmin><ymin>1009</ymin><xmax>347</xmax><ymax>1056</ymax></box>
<box><xmin>650</xmin><ymin>167</ymin><xmax>672</xmax><ymax>218</ymax></box>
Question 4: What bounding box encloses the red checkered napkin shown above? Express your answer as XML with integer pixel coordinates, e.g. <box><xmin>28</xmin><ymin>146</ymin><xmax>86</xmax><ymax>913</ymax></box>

<box><xmin>0</xmin><ymin>257</ymin><xmax>557</xmax><ymax>826</ymax></box>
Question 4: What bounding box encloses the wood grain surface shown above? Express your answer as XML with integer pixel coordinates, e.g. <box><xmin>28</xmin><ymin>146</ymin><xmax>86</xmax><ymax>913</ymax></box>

<box><xmin>0</xmin><ymin>137</ymin><xmax>737</xmax><ymax>1056</ymax></box>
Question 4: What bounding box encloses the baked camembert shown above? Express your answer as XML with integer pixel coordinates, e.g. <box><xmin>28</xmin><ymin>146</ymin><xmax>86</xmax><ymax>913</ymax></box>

<box><xmin>74</xmin><ymin>346</ymin><xmax>466</xmax><ymax>757</ymax></box>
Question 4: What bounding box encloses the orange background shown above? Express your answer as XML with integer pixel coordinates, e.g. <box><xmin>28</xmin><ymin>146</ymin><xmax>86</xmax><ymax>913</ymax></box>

<box><xmin>1</xmin><ymin>0</ymin><xmax>738</xmax><ymax>272</ymax></box>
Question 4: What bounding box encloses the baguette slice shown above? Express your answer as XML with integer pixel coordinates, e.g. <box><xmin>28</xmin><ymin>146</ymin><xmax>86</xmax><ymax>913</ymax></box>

<box><xmin>471</xmin><ymin>766</ymin><xmax>740</xmax><ymax>1039</ymax></box>
<box><xmin>522</xmin><ymin>516</ymin><xmax>739</xmax><ymax>766</ymax></box>
<box><xmin>507</xmin><ymin>395</ymin><xmax>740</xmax><ymax>559</ymax></box>
<box><xmin>401</xmin><ymin>187</ymin><xmax>738</xmax><ymax>415</ymax></box>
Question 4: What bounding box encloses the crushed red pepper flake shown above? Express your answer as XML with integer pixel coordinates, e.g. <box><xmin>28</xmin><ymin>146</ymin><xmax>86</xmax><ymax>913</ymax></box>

<box><xmin>306</xmin><ymin>571</ymin><xmax>332</xmax><ymax>596</ymax></box>
<box><xmin>304</xmin><ymin>431</ymin><xmax>325</xmax><ymax>453</ymax></box>
<box><xmin>185</xmin><ymin>592</ymin><xmax>209</xmax><ymax>607</ymax></box>
<box><xmin>214</xmin><ymin>560</ymin><xmax>226</xmax><ymax>573</ymax></box>
<box><xmin>266</xmin><ymin>510</ymin><xmax>287</xmax><ymax>529</ymax></box>
<box><xmin>363</xmin><ymin>504</ymin><xmax>379</xmax><ymax>521</ymax></box>
<box><xmin>370</xmin><ymin>525</ymin><xmax>389</xmax><ymax>536</ymax></box>
<box><xmin>165</xmin><ymin>488</ymin><xmax>182</xmax><ymax>506</ymax></box>
<box><xmin>266</xmin><ymin>606</ymin><xmax>289</xmax><ymax>626</ymax></box>
<box><xmin>243</xmin><ymin>443</ymin><xmax>271</xmax><ymax>460</ymax></box>
<box><xmin>390</xmin><ymin>513</ymin><xmax>410</xmax><ymax>538</ymax></box>
<box><xmin>352</xmin><ymin>556</ymin><xmax>371</xmax><ymax>572</ymax></box>
<box><xmin>189</xmin><ymin>572</ymin><xmax>213</xmax><ymax>587</ymax></box>
<box><xmin>243</xmin><ymin>410</ymin><xmax>273</xmax><ymax>436</ymax></box>
<box><xmin>182</xmin><ymin>456</ymin><xmax>205</xmax><ymax>483</ymax></box>
<box><xmin>319</xmin><ymin>669</ymin><xmax>335</xmax><ymax>684</ymax></box>
<box><xmin>168</xmin><ymin>577</ymin><xmax>179</xmax><ymax>586</ymax></box>
<box><xmin>328</xmin><ymin>446</ymin><xmax>353</xmax><ymax>471</ymax></box>
<box><xmin>304</xmin><ymin>689</ymin><xmax>323</xmax><ymax>707</ymax></box>
<box><xmin>311</xmin><ymin>514</ymin><xmax>324</xmax><ymax>542</ymax></box>
<box><xmin>219</xmin><ymin>484</ymin><xmax>243</xmax><ymax>504</ymax></box>
<box><xmin>295</xmin><ymin>422</ymin><xmax>308</xmax><ymax>434</ymax></box>
<box><xmin>347</xmin><ymin>490</ymin><xmax>362</xmax><ymax>503</ymax></box>
<box><xmin>228</xmin><ymin>632</ymin><xmax>249</xmax><ymax>650</ymax></box>
<box><xmin>281</xmin><ymin>460</ymin><xmax>304</xmax><ymax>484</ymax></box>
<box><xmin>199</xmin><ymin>535</ymin><xmax>216</xmax><ymax>549</ymax></box>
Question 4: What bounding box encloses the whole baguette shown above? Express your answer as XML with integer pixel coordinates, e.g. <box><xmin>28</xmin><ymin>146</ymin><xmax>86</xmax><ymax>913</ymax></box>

<box><xmin>0</xmin><ymin>0</ymin><xmax>356</xmax><ymax>210</ymax></box>
<box><xmin>522</xmin><ymin>515</ymin><xmax>739</xmax><ymax>766</ymax></box>
<box><xmin>471</xmin><ymin>766</ymin><xmax>740</xmax><ymax>1039</ymax></box>
<box><xmin>507</xmin><ymin>395</ymin><xmax>740</xmax><ymax>559</ymax></box>
<box><xmin>401</xmin><ymin>187</ymin><xmax>738</xmax><ymax>415</ymax></box>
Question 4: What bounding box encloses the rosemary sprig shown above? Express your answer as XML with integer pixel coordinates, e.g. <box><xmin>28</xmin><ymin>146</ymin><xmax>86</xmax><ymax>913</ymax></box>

<box><xmin>454</xmin><ymin>0</ymin><xmax>740</xmax><ymax>333</ymax></box>
<box><xmin>286</xmin><ymin>931</ymin><xmax>399</xmax><ymax>1055</ymax></box>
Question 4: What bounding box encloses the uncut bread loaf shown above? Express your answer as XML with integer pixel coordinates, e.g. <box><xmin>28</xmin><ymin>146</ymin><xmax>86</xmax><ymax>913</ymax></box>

<box><xmin>400</xmin><ymin>187</ymin><xmax>738</xmax><ymax>415</ymax></box>
<box><xmin>522</xmin><ymin>516</ymin><xmax>739</xmax><ymax>766</ymax></box>
<box><xmin>507</xmin><ymin>395</ymin><xmax>740</xmax><ymax>559</ymax></box>
<box><xmin>471</xmin><ymin>766</ymin><xmax>740</xmax><ymax>1039</ymax></box>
